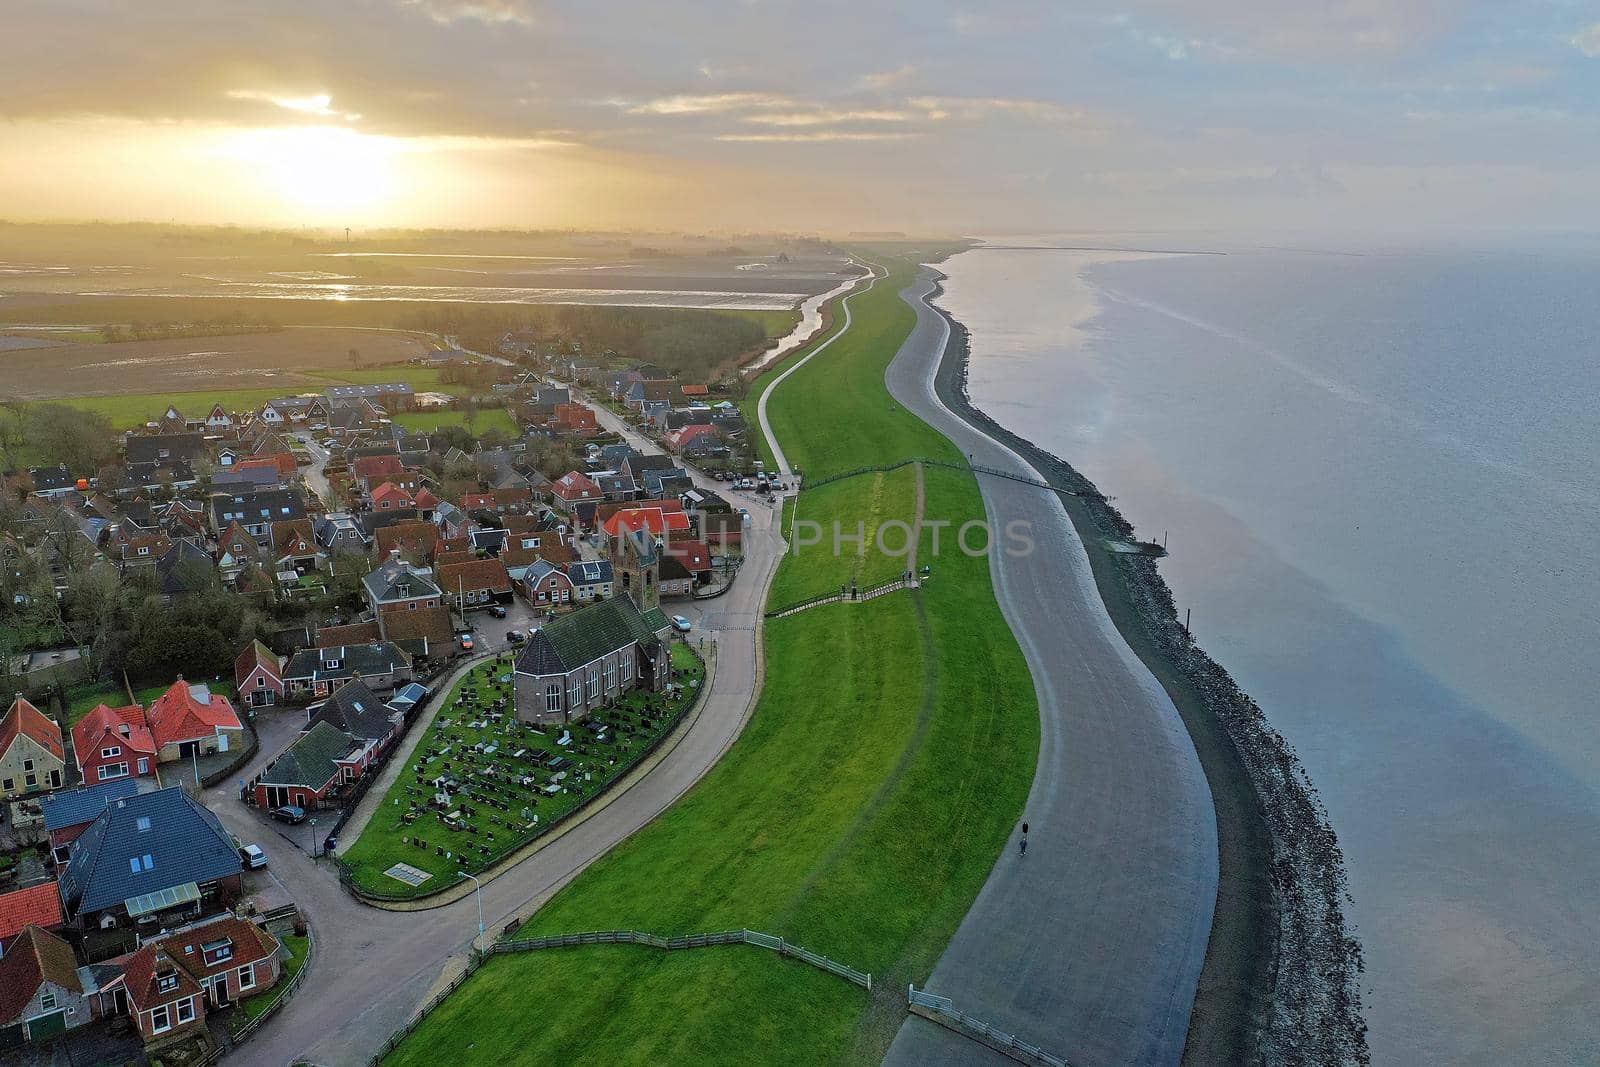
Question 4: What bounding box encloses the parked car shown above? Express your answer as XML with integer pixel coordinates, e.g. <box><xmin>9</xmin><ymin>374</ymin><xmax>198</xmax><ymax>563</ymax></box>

<box><xmin>488</xmin><ymin>604</ymin><xmax>508</xmax><ymax>618</ymax></box>
<box><xmin>507</xmin><ymin>629</ymin><xmax>526</xmax><ymax>644</ymax></box>
<box><xmin>309</xmin><ymin>422</ymin><xmax>328</xmax><ymax>431</ymax></box>
<box><xmin>268</xmin><ymin>805</ymin><xmax>307</xmax><ymax>825</ymax></box>
<box><xmin>670</xmin><ymin>615</ymin><xmax>692</xmax><ymax>633</ymax></box>
<box><xmin>458</xmin><ymin>632</ymin><xmax>475</xmax><ymax>651</ymax></box>
<box><xmin>239</xmin><ymin>844</ymin><xmax>268</xmax><ymax>869</ymax></box>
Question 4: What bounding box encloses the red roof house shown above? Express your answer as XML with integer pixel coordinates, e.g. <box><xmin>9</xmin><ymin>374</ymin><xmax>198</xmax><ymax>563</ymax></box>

<box><xmin>0</xmin><ymin>698</ymin><xmax>66</xmax><ymax>798</ymax></box>
<box><xmin>144</xmin><ymin>681</ymin><xmax>245</xmax><ymax>762</ymax></box>
<box><xmin>370</xmin><ymin>481</ymin><xmax>415</xmax><ymax>511</ymax></box>
<box><xmin>352</xmin><ymin>454</ymin><xmax>405</xmax><ymax>489</ymax></box>
<box><xmin>0</xmin><ymin>926</ymin><xmax>85</xmax><ymax>1042</ymax></box>
<box><xmin>234</xmin><ymin>640</ymin><xmax>284</xmax><ymax>708</ymax></box>
<box><xmin>0</xmin><ymin>883</ymin><xmax>65</xmax><ymax>951</ymax></box>
<box><xmin>550</xmin><ymin>471</ymin><xmax>602</xmax><ymax>508</ymax></box>
<box><xmin>600</xmin><ymin>505</ymin><xmax>693</xmax><ymax>541</ymax></box>
<box><xmin>72</xmin><ymin>704</ymin><xmax>157</xmax><ymax>785</ymax></box>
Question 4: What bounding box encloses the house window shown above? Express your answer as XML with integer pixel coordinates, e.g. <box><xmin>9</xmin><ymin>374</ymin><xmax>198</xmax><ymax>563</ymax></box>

<box><xmin>545</xmin><ymin>685</ymin><xmax>561</xmax><ymax>713</ymax></box>
<box><xmin>23</xmin><ymin>758</ymin><xmax>33</xmax><ymax>772</ymax></box>
<box><xmin>102</xmin><ymin>746</ymin><xmax>121</xmax><ymax>759</ymax></box>
<box><xmin>157</xmin><ymin>973</ymin><xmax>178</xmax><ymax>994</ymax></box>
<box><xmin>586</xmin><ymin>667</ymin><xmax>599</xmax><ymax>699</ymax></box>
<box><xmin>138</xmin><ymin>758</ymin><xmax>149</xmax><ymax>774</ymax></box>
<box><xmin>204</xmin><ymin>942</ymin><xmax>233</xmax><ymax>965</ymax></box>
<box><xmin>238</xmin><ymin>964</ymin><xmax>256</xmax><ymax>991</ymax></box>
<box><xmin>175</xmin><ymin>997</ymin><xmax>195</xmax><ymax>1024</ymax></box>
<box><xmin>99</xmin><ymin>763</ymin><xmax>129</xmax><ymax>781</ymax></box>
<box><xmin>150</xmin><ymin>1004</ymin><xmax>171</xmax><ymax>1034</ymax></box>
<box><xmin>40</xmin><ymin>990</ymin><xmax>56</xmax><ymax>1011</ymax></box>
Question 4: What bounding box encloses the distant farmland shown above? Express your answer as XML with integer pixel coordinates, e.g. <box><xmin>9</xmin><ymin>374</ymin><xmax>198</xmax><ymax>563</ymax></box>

<box><xmin>0</xmin><ymin>326</ymin><xmax>432</xmax><ymax>401</ymax></box>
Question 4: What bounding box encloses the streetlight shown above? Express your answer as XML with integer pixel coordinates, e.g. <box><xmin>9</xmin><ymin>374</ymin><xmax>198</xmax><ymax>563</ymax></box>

<box><xmin>307</xmin><ymin>817</ymin><xmax>317</xmax><ymax>859</ymax></box>
<box><xmin>458</xmin><ymin>871</ymin><xmax>485</xmax><ymax>940</ymax></box>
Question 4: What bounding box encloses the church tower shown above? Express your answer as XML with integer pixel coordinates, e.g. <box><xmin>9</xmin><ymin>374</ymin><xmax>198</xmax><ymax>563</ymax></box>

<box><xmin>611</xmin><ymin>527</ymin><xmax>660</xmax><ymax>611</ymax></box>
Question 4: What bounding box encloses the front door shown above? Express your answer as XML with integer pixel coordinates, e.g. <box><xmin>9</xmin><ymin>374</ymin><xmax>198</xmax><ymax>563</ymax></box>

<box><xmin>211</xmin><ymin>980</ymin><xmax>231</xmax><ymax>1008</ymax></box>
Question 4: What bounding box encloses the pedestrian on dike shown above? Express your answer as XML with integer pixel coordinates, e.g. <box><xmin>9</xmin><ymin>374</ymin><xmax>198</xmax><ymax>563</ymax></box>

<box><xmin>1019</xmin><ymin>822</ymin><xmax>1029</xmax><ymax>857</ymax></box>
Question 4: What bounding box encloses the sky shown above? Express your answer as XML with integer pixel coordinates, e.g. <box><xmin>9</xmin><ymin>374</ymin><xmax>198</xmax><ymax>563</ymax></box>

<box><xmin>3</xmin><ymin>0</ymin><xmax>1600</xmax><ymax>234</ymax></box>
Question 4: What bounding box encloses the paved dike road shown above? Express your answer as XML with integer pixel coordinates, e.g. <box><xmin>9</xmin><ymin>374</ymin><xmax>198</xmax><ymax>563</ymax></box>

<box><xmin>881</xmin><ymin>270</ymin><xmax>1219</xmax><ymax>1066</ymax></box>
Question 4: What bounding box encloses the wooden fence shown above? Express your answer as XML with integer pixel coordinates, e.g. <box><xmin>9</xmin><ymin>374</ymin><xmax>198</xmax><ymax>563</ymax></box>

<box><xmin>907</xmin><ymin>986</ymin><xmax>1069</xmax><ymax>1067</ymax></box>
<box><xmin>765</xmin><ymin>574</ymin><xmax>919</xmax><ymax>619</ymax></box>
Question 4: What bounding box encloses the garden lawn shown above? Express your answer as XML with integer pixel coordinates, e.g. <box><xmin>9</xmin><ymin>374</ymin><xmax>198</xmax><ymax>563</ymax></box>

<box><xmin>383</xmin><ymin>249</ymin><xmax>1037</xmax><ymax>1065</ymax></box>
<box><xmin>238</xmin><ymin>934</ymin><xmax>310</xmax><ymax>1025</ymax></box>
<box><xmin>392</xmin><ymin>408</ymin><xmax>520</xmax><ymax>435</ymax></box>
<box><xmin>341</xmin><ymin>647</ymin><xmax>705</xmax><ymax>899</ymax></box>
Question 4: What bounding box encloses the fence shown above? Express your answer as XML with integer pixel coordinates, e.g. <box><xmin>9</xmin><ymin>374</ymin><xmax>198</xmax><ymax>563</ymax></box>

<box><xmin>338</xmin><ymin>645</ymin><xmax>709</xmax><ymax>903</ymax></box>
<box><xmin>367</xmin><ymin>929</ymin><xmax>868</xmax><ymax>1064</ymax></box>
<box><xmin>801</xmin><ymin>456</ymin><xmax>1085</xmax><ymax>499</ymax></box>
<box><xmin>907</xmin><ymin>986</ymin><xmax>1069</xmax><ymax>1067</ymax></box>
<box><xmin>764</xmin><ymin>574</ymin><xmax>919</xmax><ymax>619</ymax></box>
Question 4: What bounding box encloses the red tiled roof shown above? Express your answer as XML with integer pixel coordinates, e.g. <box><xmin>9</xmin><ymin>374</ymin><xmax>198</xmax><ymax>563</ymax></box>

<box><xmin>370</xmin><ymin>482</ymin><xmax>415</xmax><ymax>508</ymax></box>
<box><xmin>160</xmin><ymin>915</ymin><xmax>279</xmax><ymax>981</ymax></box>
<box><xmin>680</xmin><ymin>383</ymin><xmax>709</xmax><ymax>396</ymax></box>
<box><xmin>117</xmin><ymin>942</ymin><xmax>202</xmax><ymax>1013</ymax></box>
<box><xmin>72</xmin><ymin>703</ymin><xmax>156</xmax><ymax>761</ymax></box>
<box><xmin>551</xmin><ymin>471</ymin><xmax>601</xmax><ymax>501</ymax></box>
<box><xmin>234</xmin><ymin>640</ymin><xmax>282</xmax><ymax>691</ymax></box>
<box><xmin>436</xmin><ymin>557</ymin><xmax>512</xmax><ymax>595</ymax></box>
<box><xmin>317</xmin><ymin>620</ymin><xmax>383</xmax><ymax>648</ymax></box>
<box><xmin>353</xmin><ymin>454</ymin><xmax>405</xmax><ymax>481</ymax></box>
<box><xmin>0</xmin><ymin>926</ymin><xmax>79</xmax><ymax>1024</ymax></box>
<box><xmin>601</xmin><ymin>506</ymin><xmax>692</xmax><ymax>540</ymax></box>
<box><xmin>0</xmin><ymin>697</ymin><xmax>64</xmax><ymax>762</ymax></box>
<box><xmin>272</xmin><ymin>519</ymin><xmax>316</xmax><ymax>557</ymax></box>
<box><xmin>414</xmin><ymin>487</ymin><xmax>441</xmax><ymax>510</ymax></box>
<box><xmin>0</xmin><ymin>883</ymin><xmax>65</xmax><ymax>944</ymax></box>
<box><xmin>379</xmin><ymin>603</ymin><xmax>455</xmax><ymax>647</ymax></box>
<box><xmin>146</xmin><ymin>680</ymin><xmax>244</xmax><ymax>748</ymax></box>
<box><xmin>663</xmin><ymin>538</ymin><xmax>712</xmax><ymax>572</ymax></box>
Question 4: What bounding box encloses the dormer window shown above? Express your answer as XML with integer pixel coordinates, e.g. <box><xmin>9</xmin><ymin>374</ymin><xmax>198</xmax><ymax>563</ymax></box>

<box><xmin>157</xmin><ymin>972</ymin><xmax>179</xmax><ymax>994</ymax></box>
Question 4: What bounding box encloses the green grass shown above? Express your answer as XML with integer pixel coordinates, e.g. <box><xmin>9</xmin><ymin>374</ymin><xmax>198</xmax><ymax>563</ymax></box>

<box><xmin>767</xmin><ymin>465</ymin><xmax>919</xmax><ymax>609</ymax></box>
<box><xmin>62</xmin><ymin>680</ymin><xmax>170</xmax><ymax>726</ymax></box>
<box><xmin>721</xmin><ymin>308</ymin><xmax>801</xmax><ymax>340</ymax></box>
<box><xmin>341</xmin><ymin>648</ymin><xmax>705</xmax><ymax>898</ymax></box>
<box><xmin>238</xmin><ymin>934</ymin><xmax>310</xmax><ymax>1024</ymax></box>
<box><xmin>383</xmin><ymin>249</ymin><xmax>1035</xmax><ymax>1065</ymax></box>
<box><xmin>392</xmin><ymin>407</ymin><xmax>519</xmax><ymax>435</ymax></box>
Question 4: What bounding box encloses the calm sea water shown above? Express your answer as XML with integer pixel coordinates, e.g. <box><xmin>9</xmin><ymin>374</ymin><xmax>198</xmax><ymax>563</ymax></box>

<box><xmin>937</xmin><ymin>239</ymin><xmax>1600</xmax><ymax>1065</ymax></box>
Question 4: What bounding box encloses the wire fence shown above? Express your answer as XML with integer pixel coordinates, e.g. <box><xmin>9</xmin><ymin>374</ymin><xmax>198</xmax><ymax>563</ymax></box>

<box><xmin>366</xmin><ymin>929</ymin><xmax>869</xmax><ymax>1065</ymax></box>
<box><xmin>907</xmin><ymin>986</ymin><xmax>1069</xmax><ymax>1067</ymax></box>
<box><xmin>801</xmin><ymin>456</ymin><xmax>1085</xmax><ymax>498</ymax></box>
<box><xmin>764</xmin><ymin>574</ymin><xmax>920</xmax><ymax>618</ymax></box>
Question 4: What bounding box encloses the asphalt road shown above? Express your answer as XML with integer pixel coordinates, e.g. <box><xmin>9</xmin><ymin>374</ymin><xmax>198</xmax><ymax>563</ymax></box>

<box><xmin>217</xmin><ymin>406</ymin><xmax>786</xmax><ymax>1067</ymax></box>
<box><xmin>879</xmin><ymin>271</ymin><xmax>1219</xmax><ymax>1067</ymax></box>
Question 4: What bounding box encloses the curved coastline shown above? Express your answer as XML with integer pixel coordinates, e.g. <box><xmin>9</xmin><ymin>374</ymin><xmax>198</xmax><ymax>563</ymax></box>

<box><xmin>920</xmin><ymin>265</ymin><xmax>1368</xmax><ymax>1065</ymax></box>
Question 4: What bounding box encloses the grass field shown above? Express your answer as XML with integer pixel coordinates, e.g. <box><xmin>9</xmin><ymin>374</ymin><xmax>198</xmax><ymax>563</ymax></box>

<box><xmin>392</xmin><ymin>408</ymin><xmax>520</xmax><ymax>436</ymax></box>
<box><xmin>383</xmin><ymin>250</ymin><xmax>1038</xmax><ymax>1065</ymax></box>
<box><xmin>340</xmin><ymin>644</ymin><xmax>705</xmax><ymax>899</ymax></box>
<box><xmin>766</xmin><ymin>465</ymin><xmax>920</xmax><ymax>609</ymax></box>
<box><xmin>62</xmin><ymin>680</ymin><xmax>175</xmax><ymax>727</ymax></box>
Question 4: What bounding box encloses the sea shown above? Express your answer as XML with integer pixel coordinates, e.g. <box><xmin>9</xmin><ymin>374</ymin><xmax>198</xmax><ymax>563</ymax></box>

<box><xmin>936</xmin><ymin>236</ymin><xmax>1600</xmax><ymax>1065</ymax></box>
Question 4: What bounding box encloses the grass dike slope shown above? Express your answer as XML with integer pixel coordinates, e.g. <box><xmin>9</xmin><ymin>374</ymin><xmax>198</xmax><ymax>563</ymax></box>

<box><xmin>381</xmin><ymin>249</ymin><xmax>1039</xmax><ymax>1066</ymax></box>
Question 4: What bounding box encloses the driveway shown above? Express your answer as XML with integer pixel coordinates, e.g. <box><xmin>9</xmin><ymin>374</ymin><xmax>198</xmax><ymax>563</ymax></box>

<box><xmin>292</xmin><ymin>431</ymin><xmax>334</xmax><ymax>508</ymax></box>
<box><xmin>215</xmin><ymin>390</ymin><xmax>788</xmax><ymax>1067</ymax></box>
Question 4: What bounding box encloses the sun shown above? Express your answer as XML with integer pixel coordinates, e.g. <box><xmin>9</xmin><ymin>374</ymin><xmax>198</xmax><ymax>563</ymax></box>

<box><xmin>221</xmin><ymin>126</ymin><xmax>402</xmax><ymax>217</ymax></box>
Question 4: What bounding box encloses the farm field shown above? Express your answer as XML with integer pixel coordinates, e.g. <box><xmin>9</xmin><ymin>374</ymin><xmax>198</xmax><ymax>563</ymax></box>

<box><xmin>0</xmin><ymin>326</ymin><xmax>434</xmax><ymax>403</ymax></box>
<box><xmin>340</xmin><ymin>643</ymin><xmax>705</xmax><ymax>899</ymax></box>
<box><xmin>383</xmin><ymin>249</ymin><xmax>1040</xmax><ymax>1064</ymax></box>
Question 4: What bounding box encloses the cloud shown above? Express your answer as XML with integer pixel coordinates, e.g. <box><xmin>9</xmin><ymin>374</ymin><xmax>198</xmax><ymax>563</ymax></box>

<box><xmin>908</xmin><ymin>96</ymin><xmax>1092</xmax><ymax>124</ymax></box>
<box><xmin>856</xmin><ymin>65</ymin><xmax>916</xmax><ymax>90</ymax></box>
<box><xmin>1571</xmin><ymin>23</ymin><xmax>1600</xmax><ymax>57</ymax></box>
<box><xmin>741</xmin><ymin>109</ymin><xmax>913</xmax><ymax>127</ymax></box>
<box><xmin>399</xmin><ymin>0</ymin><xmax>536</xmax><ymax>26</ymax></box>
<box><xmin>715</xmin><ymin>131</ymin><xmax>920</xmax><ymax>143</ymax></box>
<box><xmin>626</xmin><ymin>92</ymin><xmax>795</xmax><ymax>115</ymax></box>
<box><xmin>225</xmin><ymin>90</ymin><xmax>359</xmax><ymax>120</ymax></box>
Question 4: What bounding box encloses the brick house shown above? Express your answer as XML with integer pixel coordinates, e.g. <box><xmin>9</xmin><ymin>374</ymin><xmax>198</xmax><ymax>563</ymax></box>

<box><xmin>512</xmin><ymin>595</ymin><xmax>672</xmax><ymax>726</ymax></box>
<box><xmin>0</xmin><ymin>697</ymin><xmax>66</xmax><ymax>799</ymax></box>
<box><xmin>140</xmin><ymin>913</ymin><xmax>281</xmax><ymax>1014</ymax></box>
<box><xmin>363</xmin><ymin>557</ymin><xmax>445</xmax><ymax>632</ymax></box>
<box><xmin>252</xmin><ymin>721</ymin><xmax>364</xmax><ymax>810</ymax></box>
<box><xmin>145</xmin><ymin>681</ymin><xmax>245</xmax><ymax>763</ymax></box>
<box><xmin>71</xmin><ymin>704</ymin><xmax>157</xmax><ymax>785</ymax></box>
<box><xmin>370</xmin><ymin>481</ymin><xmax>416</xmax><ymax>511</ymax></box>
<box><xmin>281</xmin><ymin>642</ymin><xmax>412</xmax><ymax>700</ymax></box>
<box><xmin>436</xmin><ymin>557</ymin><xmax>513</xmax><ymax>610</ymax></box>
<box><xmin>550</xmin><ymin>471</ymin><xmax>602</xmax><ymax>511</ymax></box>
<box><xmin>234</xmin><ymin>640</ymin><xmax>285</xmax><ymax>708</ymax></box>
<box><xmin>522</xmin><ymin>558</ymin><xmax>576</xmax><ymax>608</ymax></box>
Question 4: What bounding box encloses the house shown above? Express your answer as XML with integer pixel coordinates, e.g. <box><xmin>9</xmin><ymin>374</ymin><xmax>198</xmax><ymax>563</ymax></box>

<box><xmin>40</xmin><ymin>780</ymin><xmax>142</xmax><ymax>869</ymax></box>
<box><xmin>373</xmin><ymin>520</ymin><xmax>439</xmax><ymax>564</ymax></box>
<box><xmin>0</xmin><ymin>697</ymin><xmax>66</xmax><ymax>798</ymax></box>
<box><xmin>550</xmin><ymin>402</ymin><xmax>598</xmax><ymax>436</ymax></box>
<box><xmin>58</xmin><ymin>786</ymin><xmax>243</xmax><ymax>931</ymax></box>
<box><xmin>599</xmin><ymin>503</ymin><xmax>692</xmax><ymax>543</ymax></box>
<box><xmin>680</xmin><ymin>383</ymin><xmax>709</xmax><ymax>399</ymax></box>
<box><xmin>0</xmin><ymin>926</ymin><xmax>90</xmax><ymax>1045</ymax></box>
<box><xmin>661</xmin><ymin>538</ymin><xmax>713</xmax><ymax>593</ymax></box>
<box><xmin>234</xmin><ymin>640</ymin><xmax>284</xmax><ymax>708</ymax></box>
<box><xmin>549</xmin><ymin>471</ymin><xmax>602</xmax><ymax>510</ymax></box>
<box><xmin>431</xmin><ymin>500</ymin><xmax>470</xmax><ymax>539</ymax></box>
<box><xmin>667</xmin><ymin>424</ymin><xmax>724</xmax><ymax>457</ymax></box>
<box><xmin>591</xmin><ymin>472</ymin><xmax>637</xmax><ymax>501</ymax></box>
<box><xmin>271</xmin><ymin>519</ymin><xmax>318</xmax><ymax>574</ymax></box>
<box><xmin>566</xmin><ymin>559</ymin><xmax>615</xmax><ymax>602</ymax></box>
<box><xmin>521</xmin><ymin>558</ymin><xmax>576</xmax><ymax>607</ymax></box>
<box><xmin>71</xmin><ymin>704</ymin><xmax>157</xmax><ymax>785</ymax></box>
<box><xmin>313</xmin><ymin>512</ymin><xmax>369</xmax><ymax>556</ymax></box>
<box><xmin>363</xmin><ymin>558</ymin><xmax>446</xmax><ymax>642</ymax></box>
<box><xmin>325</xmin><ymin>382</ymin><xmax>415</xmax><ymax>410</ymax></box>
<box><xmin>307</xmin><ymin>678</ymin><xmax>402</xmax><ymax>749</ymax></box>
<box><xmin>0</xmin><ymin>884</ymin><xmax>66</xmax><ymax>954</ymax></box>
<box><xmin>282</xmin><ymin>642</ymin><xmax>413</xmax><ymax>700</ymax></box>
<box><xmin>252</xmin><ymin>721</ymin><xmax>365</xmax><ymax>810</ymax></box>
<box><xmin>216</xmin><ymin>521</ymin><xmax>263</xmax><ymax>581</ymax></box>
<box><xmin>239</xmin><ymin>452</ymin><xmax>299</xmax><ymax>482</ymax></box>
<box><xmin>622</xmin><ymin>452</ymin><xmax>678</xmax><ymax>487</ymax></box>
<box><xmin>144</xmin><ymin>680</ymin><xmax>245</xmax><ymax>763</ymax></box>
<box><xmin>373</xmin><ymin>604</ymin><xmax>455</xmax><ymax>659</ymax></box>
<box><xmin>125</xmin><ymin>433</ymin><xmax>205</xmax><ymax>470</ymax></box>
<box><xmin>132</xmin><ymin>914</ymin><xmax>281</xmax><ymax>1025</ymax></box>
<box><xmin>435</xmin><ymin>558</ymin><xmax>513</xmax><ymax>609</ymax></box>
<box><xmin>314</xmin><ymin>620</ymin><xmax>382</xmax><ymax>648</ymax></box>
<box><xmin>351</xmin><ymin>454</ymin><xmax>405</xmax><ymax>491</ymax></box>
<box><xmin>369</xmin><ymin>481</ymin><xmax>415</xmax><ymax>511</ymax></box>
<box><xmin>512</xmin><ymin>595</ymin><xmax>672</xmax><ymax>725</ymax></box>
<box><xmin>155</xmin><ymin>539</ymin><xmax>217</xmax><ymax>600</ymax></box>
<box><xmin>623</xmin><ymin>378</ymin><xmax>678</xmax><ymax>410</ymax></box>
<box><xmin>28</xmin><ymin>466</ymin><xmax>79</xmax><ymax>498</ymax></box>
<box><xmin>209</xmin><ymin>488</ymin><xmax>307</xmax><ymax>543</ymax></box>
<box><xmin>114</xmin><ymin>938</ymin><xmax>205</xmax><ymax>1049</ymax></box>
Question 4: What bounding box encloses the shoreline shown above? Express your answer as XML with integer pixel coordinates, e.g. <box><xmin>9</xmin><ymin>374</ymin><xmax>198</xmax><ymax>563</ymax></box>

<box><xmin>922</xmin><ymin>270</ymin><xmax>1368</xmax><ymax>1065</ymax></box>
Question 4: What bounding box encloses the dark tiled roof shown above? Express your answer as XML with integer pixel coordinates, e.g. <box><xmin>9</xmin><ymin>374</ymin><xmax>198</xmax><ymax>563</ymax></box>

<box><xmin>261</xmin><ymin>721</ymin><xmax>356</xmax><ymax>789</ymax></box>
<box><xmin>310</xmin><ymin>679</ymin><xmax>398</xmax><ymax>743</ymax></box>
<box><xmin>40</xmin><ymin>780</ymin><xmax>141</xmax><ymax>832</ymax></box>
<box><xmin>284</xmin><ymin>641</ymin><xmax>410</xmax><ymax>683</ymax></box>
<box><xmin>515</xmin><ymin>595</ymin><xmax>662</xmax><ymax>676</ymax></box>
<box><xmin>363</xmin><ymin>558</ymin><xmax>442</xmax><ymax>604</ymax></box>
<box><xmin>59</xmin><ymin>787</ymin><xmax>240</xmax><ymax>916</ymax></box>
